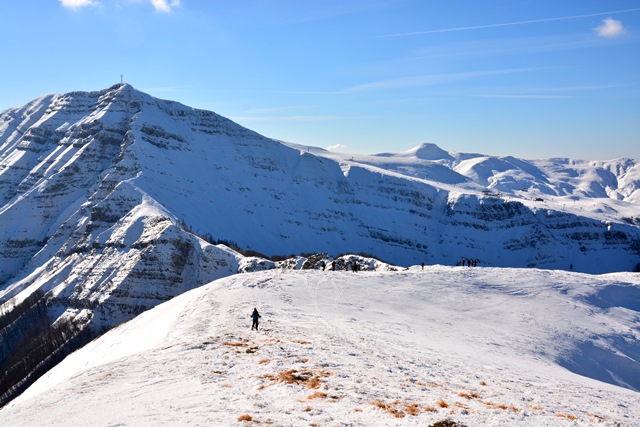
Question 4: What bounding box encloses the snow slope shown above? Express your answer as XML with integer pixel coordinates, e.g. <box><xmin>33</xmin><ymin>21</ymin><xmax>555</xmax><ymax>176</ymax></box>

<box><xmin>1</xmin><ymin>84</ymin><xmax>638</xmax><ymax>409</ymax></box>
<box><xmin>2</xmin><ymin>268</ymin><xmax>638</xmax><ymax>426</ymax></box>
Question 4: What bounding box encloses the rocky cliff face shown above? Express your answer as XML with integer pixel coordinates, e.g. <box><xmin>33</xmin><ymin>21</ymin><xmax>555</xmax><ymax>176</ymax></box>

<box><xmin>0</xmin><ymin>85</ymin><xmax>244</xmax><ymax>403</ymax></box>
<box><xmin>0</xmin><ymin>84</ymin><xmax>638</xmax><ymax>403</ymax></box>
<box><xmin>0</xmin><ymin>85</ymin><xmax>242</xmax><ymax>314</ymax></box>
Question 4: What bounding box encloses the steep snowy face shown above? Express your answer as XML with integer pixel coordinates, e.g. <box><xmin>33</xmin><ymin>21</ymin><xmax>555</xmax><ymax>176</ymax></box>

<box><xmin>0</xmin><ymin>85</ymin><xmax>243</xmax><ymax>340</ymax></box>
<box><xmin>0</xmin><ymin>84</ymin><xmax>247</xmax><ymax>405</ymax></box>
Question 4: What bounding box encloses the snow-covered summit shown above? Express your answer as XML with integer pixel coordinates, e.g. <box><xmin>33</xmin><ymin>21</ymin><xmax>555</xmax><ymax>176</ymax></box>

<box><xmin>378</xmin><ymin>142</ymin><xmax>455</xmax><ymax>161</ymax></box>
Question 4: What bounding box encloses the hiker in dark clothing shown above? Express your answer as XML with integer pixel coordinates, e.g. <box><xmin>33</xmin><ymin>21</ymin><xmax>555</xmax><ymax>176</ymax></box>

<box><xmin>251</xmin><ymin>308</ymin><xmax>261</xmax><ymax>330</ymax></box>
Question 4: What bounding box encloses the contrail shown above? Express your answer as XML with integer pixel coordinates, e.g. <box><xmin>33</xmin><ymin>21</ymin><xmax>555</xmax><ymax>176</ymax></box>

<box><xmin>376</xmin><ymin>7</ymin><xmax>640</xmax><ymax>38</ymax></box>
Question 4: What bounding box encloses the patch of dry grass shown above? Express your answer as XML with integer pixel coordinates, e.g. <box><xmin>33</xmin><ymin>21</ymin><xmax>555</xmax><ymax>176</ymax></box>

<box><xmin>481</xmin><ymin>400</ymin><xmax>519</xmax><ymax>412</ymax></box>
<box><xmin>237</xmin><ymin>414</ymin><xmax>252</xmax><ymax>422</ymax></box>
<box><xmin>588</xmin><ymin>413</ymin><xmax>613</xmax><ymax>422</ymax></box>
<box><xmin>261</xmin><ymin>369</ymin><xmax>329</xmax><ymax>389</ymax></box>
<box><xmin>556</xmin><ymin>413</ymin><xmax>578</xmax><ymax>421</ymax></box>
<box><xmin>372</xmin><ymin>399</ymin><xmax>405</xmax><ymax>418</ymax></box>
<box><xmin>372</xmin><ymin>399</ymin><xmax>437</xmax><ymax>418</ymax></box>
<box><xmin>405</xmin><ymin>403</ymin><xmax>421</xmax><ymax>416</ymax></box>
<box><xmin>458</xmin><ymin>391</ymin><xmax>480</xmax><ymax>400</ymax></box>
<box><xmin>222</xmin><ymin>341</ymin><xmax>248</xmax><ymax>347</ymax></box>
<box><xmin>306</xmin><ymin>391</ymin><xmax>328</xmax><ymax>399</ymax></box>
<box><xmin>304</xmin><ymin>391</ymin><xmax>340</xmax><ymax>401</ymax></box>
<box><xmin>94</xmin><ymin>373</ymin><xmax>112</xmax><ymax>381</ymax></box>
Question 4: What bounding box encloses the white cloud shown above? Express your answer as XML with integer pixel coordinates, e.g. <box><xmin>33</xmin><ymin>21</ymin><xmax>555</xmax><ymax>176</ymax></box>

<box><xmin>327</xmin><ymin>144</ymin><xmax>347</xmax><ymax>152</ymax></box>
<box><xmin>59</xmin><ymin>0</ymin><xmax>96</xmax><ymax>8</ymax></box>
<box><xmin>151</xmin><ymin>0</ymin><xmax>180</xmax><ymax>13</ymax></box>
<box><xmin>595</xmin><ymin>17</ymin><xmax>626</xmax><ymax>37</ymax></box>
<box><xmin>60</xmin><ymin>0</ymin><xmax>181</xmax><ymax>12</ymax></box>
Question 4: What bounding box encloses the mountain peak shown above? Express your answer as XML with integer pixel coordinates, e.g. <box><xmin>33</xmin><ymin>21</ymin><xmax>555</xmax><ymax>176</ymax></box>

<box><xmin>402</xmin><ymin>143</ymin><xmax>453</xmax><ymax>161</ymax></box>
<box><xmin>63</xmin><ymin>82</ymin><xmax>132</xmax><ymax>99</ymax></box>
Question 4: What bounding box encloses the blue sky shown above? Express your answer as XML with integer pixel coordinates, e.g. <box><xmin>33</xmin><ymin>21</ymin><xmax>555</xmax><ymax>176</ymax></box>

<box><xmin>1</xmin><ymin>0</ymin><xmax>639</xmax><ymax>160</ymax></box>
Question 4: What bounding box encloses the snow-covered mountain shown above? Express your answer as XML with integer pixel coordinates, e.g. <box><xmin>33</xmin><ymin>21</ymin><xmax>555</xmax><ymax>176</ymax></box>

<box><xmin>1</xmin><ymin>84</ymin><xmax>639</xmax><ymax>407</ymax></box>
<box><xmin>2</xmin><ymin>85</ymin><xmax>639</xmax><ymax>285</ymax></box>
<box><xmin>1</xmin><ymin>268</ymin><xmax>638</xmax><ymax>426</ymax></box>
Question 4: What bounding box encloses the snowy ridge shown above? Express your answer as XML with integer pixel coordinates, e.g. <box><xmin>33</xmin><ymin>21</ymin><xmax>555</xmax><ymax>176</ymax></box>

<box><xmin>1</xmin><ymin>268</ymin><xmax>638</xmax><ymax>425</ymax></box>
<box><xmin>0</xmin><ymin>84</ymin><xmax>639</xmax><ymax>410</ymax></box>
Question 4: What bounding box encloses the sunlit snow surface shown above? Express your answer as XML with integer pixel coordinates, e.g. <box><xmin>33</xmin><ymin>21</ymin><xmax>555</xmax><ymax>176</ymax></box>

<box><xmin>2</xmin><ymin>267</ymin><xmax>638</xmax><ymax>426</ymax></box>
<box><xmin>1</xmin><ymin>85</ymin><xmax>639</xmax><ymax>425</ymax></box>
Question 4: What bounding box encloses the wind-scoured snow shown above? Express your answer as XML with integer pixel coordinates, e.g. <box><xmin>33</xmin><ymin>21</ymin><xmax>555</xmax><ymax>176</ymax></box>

<box><xmin>1</xmin><ymin>267</ymin><xmax>638</xmax><ymax>426</ymax></box>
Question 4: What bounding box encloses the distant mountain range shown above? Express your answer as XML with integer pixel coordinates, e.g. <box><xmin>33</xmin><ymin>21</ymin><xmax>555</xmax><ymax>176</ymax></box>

<box><xmin>1</xmin><ymin>84</ymin><xmax>638</xmax><ymax>405</ymax></box>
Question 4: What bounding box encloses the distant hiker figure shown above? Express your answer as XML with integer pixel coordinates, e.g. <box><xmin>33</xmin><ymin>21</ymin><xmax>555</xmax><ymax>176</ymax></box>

<box><xmin>421</xmin><ymin>262</ymin><xmax>425</xmax><ymax>270</ymax></box>
<box><xmin>250</xmin><ymin>308</ymin><xmax>261</xmax><ymax>331</ymax></box>
<box><xmin>331</xmin><ymin>261</ymin><xmax>336</xmax><ymax>271</ymax></box>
